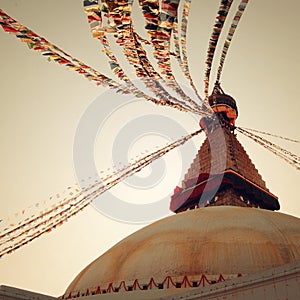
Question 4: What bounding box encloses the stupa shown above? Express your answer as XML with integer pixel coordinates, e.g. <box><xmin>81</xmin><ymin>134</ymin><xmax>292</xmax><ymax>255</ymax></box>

<box><xmin>62</xmin><ymin>89</ymin><xmax>300</xmax><ymax>299</ymax></box>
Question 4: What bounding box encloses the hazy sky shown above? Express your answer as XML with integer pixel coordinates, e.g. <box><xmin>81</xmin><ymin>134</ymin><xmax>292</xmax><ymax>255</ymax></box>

<box><xmin>0</xmin><ymin>0</ymin><xmax>299</xmax><ymax>297</ymax></box>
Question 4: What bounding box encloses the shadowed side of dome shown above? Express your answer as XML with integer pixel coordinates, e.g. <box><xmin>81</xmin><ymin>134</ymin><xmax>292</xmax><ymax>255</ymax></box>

<box><xmin>65</xmin><ymin>206</ymin><xmax>300</xmax><ymax>296</ymax></box>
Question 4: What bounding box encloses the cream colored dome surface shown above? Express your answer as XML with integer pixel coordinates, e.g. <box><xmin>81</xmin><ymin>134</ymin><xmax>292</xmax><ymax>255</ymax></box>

<box><xmin>66</xmin><ymin>206</ymin><xmax>300</xmax><ymax>294</ymax></box>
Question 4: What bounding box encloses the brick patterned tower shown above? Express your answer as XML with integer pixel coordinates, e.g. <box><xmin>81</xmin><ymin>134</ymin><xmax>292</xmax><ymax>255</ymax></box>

<box><xmin>170</xmin><ymin>90</ymin><xmax>279</xmax><ymax>213</ymax></box>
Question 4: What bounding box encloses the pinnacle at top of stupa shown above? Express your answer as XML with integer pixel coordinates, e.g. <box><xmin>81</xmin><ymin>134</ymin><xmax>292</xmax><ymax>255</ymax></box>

<box><xmin>170</xmin><ymin>88</ymin><xmax>279</xmax><ymax>213</ymax></box>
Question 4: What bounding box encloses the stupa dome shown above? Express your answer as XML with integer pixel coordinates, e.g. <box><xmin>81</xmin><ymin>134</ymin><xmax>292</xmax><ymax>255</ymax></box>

<box><xmin>65</xmin><ymin>206</ymin><xmax>300</xmax><ymax>296</ymax></box>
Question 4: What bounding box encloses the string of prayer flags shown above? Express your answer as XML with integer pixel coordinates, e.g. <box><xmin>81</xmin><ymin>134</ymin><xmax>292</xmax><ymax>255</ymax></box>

<box><xmin>172</xmin><ymin>17</ymin><xmax>182</xmax><ymax>61</ymax></box>
<box><xmin>83</xmin><ymin>1</ymin><xmax>130</xmax><ymax>82</ymax></box>
<box><xmin>83</xmin><ymin>0</ymin><xmax>103</xmax><ymax>35</ymax></box>
<box><xmin>0</xmin><ymin>128</ymin><xmax>204</xmax><ymax>258</ymax></box>
<box><xmin>240</xmin><ymin>128</ymin><xmax>300</xmax><ymax>143</ymax></box>
<box><xmin>147</xmin><ymin>0</ymin><xmax>203</xmax><ymax>113</ymax></box>
<box><xmin>0</xmin><ymin>186</ymin><xmax>81</xmax><ymax>234</ymax></box>
<box><xmin>82</xmin><ymin>2</ymin><xmax>203</xmax><ymax>114</ymax></box>
<box><xmin>0</xmin><ymin>9</ymin><xmax>202</xmax><ymax>114</ymax></box>
<box><xmin>204</xmin><ymin>0</ymin><xmax>233</xmax><ymax>100</ymax></box>
<box><xmin>173</xmin><ymin>0</ymin><xmax>205</xmax><ymax>104</ymax></box>
<box><xmin>0</xmin><ymin>10</ymin><xmax>120</xmax><ymax>89</ymax></box>
<box><xmin>84</xmin><ymin>1</ymin><xmax>204</xmax><ymax>115</ymax></box>
<box><xmin>138</xmin><ymin>0</ymin><xmax>159</xmax><ymax>36</ymax></box>
<box><xmin>236</xmin><ymin>127</ymin><xmax>300</xmax><ymax>171</ymax></box>
<box><xmin>101</xmin><ymin>1</ymin><xmax>161</xmax><ymax>82</ymax></box>
<box><xmin>215</xmin><ymin>0</ymin><xmax>249</xmax><ymax>84</ymax></box>
<box><xmin>136</xmin><ymin>1</ymin><xmax>201</xmax><ymax>111</ymax></box>
<box><xmin>127</xmin><ymin>29</ymin><xmax>197</xmax><ymax>112</ymax></box>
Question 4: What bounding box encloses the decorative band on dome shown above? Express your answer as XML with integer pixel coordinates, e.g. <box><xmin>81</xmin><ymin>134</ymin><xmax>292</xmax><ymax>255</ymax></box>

<box><xmin>62</xmin><ymin>273</ymin><xmax>243</xmax><ymax>298</ymax></box>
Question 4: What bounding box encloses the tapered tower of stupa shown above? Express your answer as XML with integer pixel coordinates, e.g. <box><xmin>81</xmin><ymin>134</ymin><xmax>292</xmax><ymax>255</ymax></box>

<box><xmin>171</xmin><ymin>87</ymin><xmax>279</xmax><ymax>213</ymax></box>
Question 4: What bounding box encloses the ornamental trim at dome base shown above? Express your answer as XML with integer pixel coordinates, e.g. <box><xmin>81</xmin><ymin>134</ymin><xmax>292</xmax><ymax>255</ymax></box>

<box><xmin>62</xmin><ymin>92</ymin><xmax>300</xmax><ymax>300</ymax></box>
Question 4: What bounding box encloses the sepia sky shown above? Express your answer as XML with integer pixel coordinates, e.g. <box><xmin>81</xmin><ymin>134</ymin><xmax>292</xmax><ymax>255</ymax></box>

<box><xmin>0</xmin><ymin>0</ymin><xmax>299</xmax><ymax>297</ymax></box>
